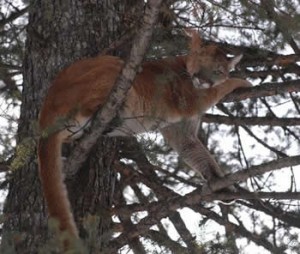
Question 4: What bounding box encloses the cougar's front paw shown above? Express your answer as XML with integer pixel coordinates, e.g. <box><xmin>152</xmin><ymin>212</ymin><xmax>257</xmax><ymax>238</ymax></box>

<box><xmin>240</xmin><ymin>79</ymin><xmax>252</xmax><ymax>88</ymax></box>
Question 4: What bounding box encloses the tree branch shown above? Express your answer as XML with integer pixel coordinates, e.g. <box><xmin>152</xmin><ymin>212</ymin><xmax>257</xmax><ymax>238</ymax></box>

<box><xmin>146</xmin><ymin>230</ymin><xmax>190</xmax><ymax>254</ymax></box>
<box><xmin>192</xmin><ymin>204</ymin><xmax>281</xmax><ymax>253</ymax></box>
<box><xmin>222</xmin><ymin>79</ymin><xmax>300</xmax><ymax>103</ymax></box>
<box><xmin>64</xmin><ymin>0</ymin><xmax>163</xmax><ymax>176</ymax></box>
<box><xmin>260</xmin><ymin>0</ymin><xmax>300</xmax><ymax>53</ymax></box>
<box><xmin>0</xmin><ymin>6</ymin><xmax>29</xmax><ymax>28</ymax></box>
<box><xmin>212</xmin><ymin>155</ymin><xmax>300</xmax><ymax>191</ymax></box>
<box><xmin>202</xmin><ymin>114</ymin><xmax>300</xmax><ymax>126</ymax></box>
<box><xmin>240</xmin><ymin>54</ymin><xmax>300</xmax><ymax>68</ymax></box>
<box><xmin>112</xmin><ymin>190</ymin><xmax>300</xmax><ymax>218</ymax></box>
<box><xmin>0</xmin><ymin>163</ymin><xmax>9</xmax><ymax>173</ymax></box>
<box><xmin>110</xmin><ymin>154</ymin><xmax>300</xmax><ymax>249</ymax></box>
<box><xmin>239</xmin><ymin>199</ymin><xmax>300</xmax><ymax>229</ymax></box>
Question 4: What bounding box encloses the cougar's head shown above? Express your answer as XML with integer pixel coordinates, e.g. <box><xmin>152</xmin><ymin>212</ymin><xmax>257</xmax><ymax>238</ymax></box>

<box><xmin>185</xmin><ymin>29</ymin><xmax>242</xmax><ymax>87</ymax></box>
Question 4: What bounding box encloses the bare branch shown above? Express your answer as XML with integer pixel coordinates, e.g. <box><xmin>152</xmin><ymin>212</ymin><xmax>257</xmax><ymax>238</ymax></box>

<box><xmin>192</xmin><ymin>204</ymin><xmax>282</xmax><ymax>253</ymax></box>
<box><xmin>110</xmin><ymin>154</ymin><xmax>300</xmax><ymax>249</ymax></box>
<box><xmin>0</xmin><ymin>163</ymin><xmax>9</xmax><ymax>172</ymax></box>
<box><xmin>64</xmin><ymin>0</ymin><xmax>163</xmax><ymax>176</ymax></box>
<box><xmin>222</xmin><ymin>79</ymin><xmax>300</xmax><ymax>102</ymax></box>
<box><xmin>240</xmin><ymin>54</ymin><xmax>300</xmax><ymax>68</ymax></box>
<box><xmin>260</xmin><ymin>0</ymin><xmax>300</xmax><ymax>53</ymax></box>
<box><xmin>239</xmin><ymin>199</ymin><xmax>300</xmax><ymax>229</ymax></box>
<box><xmin>0</xmin><ymin>62</ymin><xmax>22</xmax><ymax>71</ymax></box>
<box><xmin>146</xmin><ymin>230</ymin><xmax>191</xmax><ymax>254</ymax></box>
<box><xmin>112</xmin><ymin>191</ymin><xmax>300</xmax><ymax>222</ymax></box>
<box><xmin>202</xmin><ymin>114</ymin><xmax>300</xmax><ymax>126</ymax></box>
<box><xmin>212</xmin><ymin>155</ymin><xmax>300</xmax><ymax>191</ymax></box>
<box><xmin>0</xmin><ymin>6</ymin><xmax>29</xmax><ymax>28</ymax></box>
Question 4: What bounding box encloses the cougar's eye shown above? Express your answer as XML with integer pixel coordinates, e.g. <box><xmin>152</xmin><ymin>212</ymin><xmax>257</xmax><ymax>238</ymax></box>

<box><xmin>213</xmin><ymin>69</ymin><xmax>224</xmax><ymax>75</ymax></box>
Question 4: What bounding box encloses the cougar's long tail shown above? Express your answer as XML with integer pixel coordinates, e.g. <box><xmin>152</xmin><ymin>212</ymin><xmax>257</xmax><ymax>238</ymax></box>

<box><xmin>38</xmin><ymin>133</ymin><xmax>78</xmax><ymax>238</ymax></box>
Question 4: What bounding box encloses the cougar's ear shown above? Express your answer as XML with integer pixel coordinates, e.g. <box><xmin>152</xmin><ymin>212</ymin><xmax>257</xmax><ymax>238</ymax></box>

<box><xmin>229</xmin><ymin>54</ymin><xmax>243</xmax><ymax>70</ymax></box>
<box><xmin>185</xmin><ymin>29</ymin><xmax>203</xmax><ymax>76</ymax></box>
<box><xmin>186</xmin><ymin>56</ymin><xmax>198</xmax><ymax>76</ymax></box>
<box><xmin>185</xmin><ymin>29</ymin><xmax>203</xmax><ymax>53</ymax></box>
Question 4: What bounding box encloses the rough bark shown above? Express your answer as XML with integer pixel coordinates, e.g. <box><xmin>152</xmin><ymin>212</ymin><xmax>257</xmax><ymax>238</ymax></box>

<box><xmin>1</xmin><ymin>1</ymin><xmax>134</xmax><ymax>252</ymax></box>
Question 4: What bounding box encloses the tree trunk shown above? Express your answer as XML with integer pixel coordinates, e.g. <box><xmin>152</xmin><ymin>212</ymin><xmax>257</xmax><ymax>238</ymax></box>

<box><xmin>1</xmin><ymin>1</ymin><xmax>139</xmax><ymax>253</ymax></box>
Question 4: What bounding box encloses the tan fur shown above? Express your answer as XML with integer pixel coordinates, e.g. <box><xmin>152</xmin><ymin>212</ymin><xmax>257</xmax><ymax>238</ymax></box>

<box><xmin>38</xmin><ymin>31</ymin><xmax>251</xmax><ymax>240</ymax></box>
